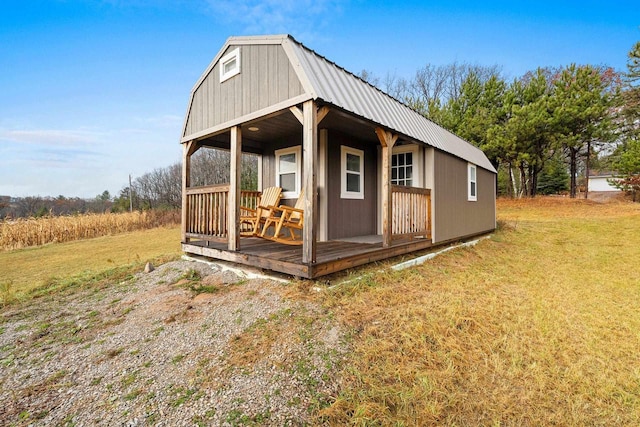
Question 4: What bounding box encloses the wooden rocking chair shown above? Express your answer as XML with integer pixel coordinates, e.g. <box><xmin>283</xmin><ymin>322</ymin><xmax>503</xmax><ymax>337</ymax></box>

<box><xmin>239</xmin><ymin>186</ymin><xmax>282</xmax><ymax>236</ymax></box>
<box><xmin>260</xmin><ymin>189</ymin><xmax>305</xmax><ymax>245</ymax></box>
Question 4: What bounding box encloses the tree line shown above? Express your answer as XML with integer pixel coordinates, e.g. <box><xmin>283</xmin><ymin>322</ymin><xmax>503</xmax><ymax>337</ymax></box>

<box><xmin>0</xmin><ymin>150</ymin><xmax>259</xmax><ymax>219</ymax></box>
<box><xmin>361</xmin><ymin>40</ymin><xmax>640</xmax><ymax>199</ymax></box>
<box><xmin>0</xmin><ymin>193</ymin><xmax>114</xmax><ymax>219</ymax></box>
<box><xmin>109</xmin><ymin>149</ymin><xmax>259</xmax><ymax>212</ymax></box>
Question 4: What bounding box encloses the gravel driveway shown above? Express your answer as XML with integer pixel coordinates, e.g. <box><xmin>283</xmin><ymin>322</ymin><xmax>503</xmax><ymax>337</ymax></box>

<box><xmin>0</xmin><ymin>259</ymin><xmax>346</xmax><ymax>426</ymax></box>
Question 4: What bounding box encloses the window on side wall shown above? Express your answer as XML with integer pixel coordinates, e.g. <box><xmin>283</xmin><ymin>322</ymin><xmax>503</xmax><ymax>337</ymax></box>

<box><xmin>468</xmin><ymin>163</ymin><xmax>477</xmax><ymax>201</ymax></box>
<box><xmin>275</xmin><ymin>146</ymin><xmax>301</xmax><ymax>199</ymax></box>
<box><xmin>219</xmin><ymin>48</ymin><xmax>240</xmax><ymax>83</ymax></box>
<box><xmin>341</xmin><ymin>146</ymin><xmax>364</xmax><ymax>199</ymax></box>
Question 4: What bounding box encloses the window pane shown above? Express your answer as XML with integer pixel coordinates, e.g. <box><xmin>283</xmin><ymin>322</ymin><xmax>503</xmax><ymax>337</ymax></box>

<box><xmin>471</xmin><ymin>182</ymin><xmax>477</xmax><ymax>197</ymax></box>
<box><xmin>280</xmin><ymin>173</ymin><xmax>295</xmax><ymax>192</ymax></box>
<box><xmin>398</xmin><ymin>154</ymin><xmax>405</xmax><ymax>166</ymax></box>
<box><xmin>392</xmin><ymin>155</ymin><xmax>397</xmax><ymax>167</ymax></box>
<box><xmin>406</xmin><ymin>152</ymin><xmax>412</xmax><ymax>165</ymax></box>
<box><xmin>470</xmin><ymin>166</ymin><xmax>476</xmax><ymax>181</ymax></box>
<box><xmin>399</xmin><ymin>168</ymin><xmax>405</xmax><ymax>180</ymax></box>
<box><xmin>406</xmin><ymin>166</ymin><xmax>412</xmax><ymax>179</ymax></box>
<box><xmin>346</xmin><ymin>153</ymin><xmax>360</xmax><ymax>172</ymax></box>
<box><xmin>224</xmin><ymin>57</ymin><xmax>237</xmax><ymax>74</ymax></box>
<box><xmin>346</xmin><ymin>173</ymin><xmax>360</xmax><ymax>192</ymax></box>
<box><xmin>406</xmin><ymin>179</ymin><xmax>412</xmax><ymax>186</ymax></box>
<box><xmin>392</xmin><ymin>168</ymin><xmax>397</xmax><ymax>180</ymax></box>
<box><xmin>279</xmin><ymin>153</ymin><xmax>296</xmax><ymax>173</ymax></box>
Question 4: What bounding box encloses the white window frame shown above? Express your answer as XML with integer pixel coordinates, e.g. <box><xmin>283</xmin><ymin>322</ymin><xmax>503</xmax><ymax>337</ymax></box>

<box><xmin>468</xmin><ymin>163</ymin><xmax>477</xmax><ymax>201</ymax></box>
<box><xmin>391</xmin><ymin>144</ymin><xmax>419</xmax><ymax>187</ymax></box>
<box><xmin>275</xmin><ymin>146</ymin><xmax>301</xmax><ymax>199</ymax></box>
<box><xmin>341</xmin><ymin>145</ymin><xmax>364</xmax><ymax>199</ymax></box>
<box><xmin>219</xmin><ymin>48</ymin><xmax>240</xmax><ymax>83</ymax></box>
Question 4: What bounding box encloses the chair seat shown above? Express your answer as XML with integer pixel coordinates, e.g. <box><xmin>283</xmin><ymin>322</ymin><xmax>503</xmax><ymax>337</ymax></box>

<box><xmin>259</xmin><ymin>190</ymin><xmax>305</xmax><ymax>245</ymax></box>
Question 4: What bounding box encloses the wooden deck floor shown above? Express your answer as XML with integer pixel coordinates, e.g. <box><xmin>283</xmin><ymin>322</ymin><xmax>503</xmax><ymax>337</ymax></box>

<box><xmin>182</xmin><ymin>237</ymin><xmax>435</xmax><ymax>278</ymax></box>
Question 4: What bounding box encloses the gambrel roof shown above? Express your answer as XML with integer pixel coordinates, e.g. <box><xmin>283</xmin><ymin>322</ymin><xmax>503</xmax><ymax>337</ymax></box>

<box><xmin>182</xmin><ymin>34</ymin><xmax>496</xmax><ymax>173</ymax></box>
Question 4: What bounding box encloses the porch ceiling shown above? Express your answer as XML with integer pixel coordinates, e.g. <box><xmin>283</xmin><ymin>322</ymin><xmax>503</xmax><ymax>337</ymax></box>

<box><xmin>197</xmin><ymin>107</ymin><xmax>401</xmax><ymax>153</ymax></box>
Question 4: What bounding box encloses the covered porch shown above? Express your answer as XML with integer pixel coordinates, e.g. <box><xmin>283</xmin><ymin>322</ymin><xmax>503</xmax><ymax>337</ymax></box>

<box><xmin>181</xmin><ymin>179</ymin><xmax>432</xmax><ymax>278</ymax></box>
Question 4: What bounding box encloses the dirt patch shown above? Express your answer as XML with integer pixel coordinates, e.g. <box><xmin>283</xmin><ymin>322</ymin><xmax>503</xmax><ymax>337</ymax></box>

<box><xmin>586</xmin><ymin>191</ymin><xmax>627</xmax><ymax>203</ymax></box>
<box><xmin>0</xmin><ymin>260</ymin><xmax>346</xmax><ymax>426</ymax></box>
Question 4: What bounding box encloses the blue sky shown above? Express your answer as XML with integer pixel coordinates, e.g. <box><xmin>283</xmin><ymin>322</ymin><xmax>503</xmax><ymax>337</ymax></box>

<box><xmin>1</xmin><ymin>0</ymin><xmax>638</xmax><ymax>198</ymax></box>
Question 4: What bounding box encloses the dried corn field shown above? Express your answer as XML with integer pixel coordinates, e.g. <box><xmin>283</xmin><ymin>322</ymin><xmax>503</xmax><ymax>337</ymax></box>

<box><xmin>0</xmin><ymin>210</ymin><xmax>180</xmax><ymax>251</ymax></box>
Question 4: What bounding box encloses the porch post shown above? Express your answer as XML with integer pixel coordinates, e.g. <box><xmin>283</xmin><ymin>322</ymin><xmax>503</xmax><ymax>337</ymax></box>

<box><xmin>375</xmin><ymin>128</ymin><xmax>398</xmax><ymax>248</ymax></box>
<box><xmin>302</xmin><ymin>100</ymin><xmax>318</xmax><ymax>264</ymax></box>
<box><xmin>181</xmin><ymin>140</ymin><xmax>199</xmax><ymax>243</ymax></box>
<box><xmin>228</xmin><ymin>126</ymin><xmax>242</xmax><ymax>251</ymax></box>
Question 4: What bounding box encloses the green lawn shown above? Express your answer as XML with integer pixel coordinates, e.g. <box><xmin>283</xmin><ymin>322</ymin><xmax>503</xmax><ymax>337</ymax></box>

<box><xmin>0</xmin><ymin>226</ymin><xmax>181</xmax><ymax>303</ymax></box>
<box><xmin>320</xmin><ymin>198</ymin><xmax>640</xmax><ymax>426</ymax></box>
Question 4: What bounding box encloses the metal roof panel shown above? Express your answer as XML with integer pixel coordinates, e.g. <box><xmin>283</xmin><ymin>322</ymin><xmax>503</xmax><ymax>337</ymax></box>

<box><xmin>285</xmin><ymin>36</ymin><xmax>496</xmax><ymax>173</ymax></box>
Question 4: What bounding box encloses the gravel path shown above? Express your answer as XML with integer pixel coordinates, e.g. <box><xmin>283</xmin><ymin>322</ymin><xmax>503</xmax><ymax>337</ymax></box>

<box><xmin>0</xmin><ymin>259</ymin><xmax>347</xmax><ymax>426</ymax></box>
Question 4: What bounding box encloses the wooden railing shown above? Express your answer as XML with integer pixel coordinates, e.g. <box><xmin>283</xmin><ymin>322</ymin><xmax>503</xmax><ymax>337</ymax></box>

<box><xmin>184</xmin><ymin>184</ymin><xmax>260</xmax><ymax>241</ymax></box>
<box><xmin>391</xmin><ymin>185</ymin><xmax>431</xmax><ymax>240</ymax></box>
<box><xmin>185</xmin><ymin>184</ymin><xmax>430</xmax><ymax>243</ymax></box>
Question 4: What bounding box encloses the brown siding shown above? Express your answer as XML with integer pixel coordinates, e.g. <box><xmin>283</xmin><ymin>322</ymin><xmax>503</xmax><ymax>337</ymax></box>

<box><xmin>260</xmin><ymin>131</ymin><xmax>377</xmax><ymax>239</ymax></box>
<box><xmin>261</xmin><ymin>136</ymin><xmax>302</xmax><ymax>204</ymax></box>
<box><xmin>184</xmin><ymin>44</ymin><xmax>305</xmax><ymax>138</ymax></box>
<box><xmin>327</xmin><ymin>131</ymin><xmax>377</xmax><ymax>240</ymax></box>
<box><xmin>433</xmin><ymin>150</ymin><xmax>495</xmax><ymax>243</ymax></box>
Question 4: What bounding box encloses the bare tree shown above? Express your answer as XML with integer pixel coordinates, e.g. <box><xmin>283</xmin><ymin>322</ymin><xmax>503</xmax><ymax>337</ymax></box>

<box><xmin>191</xmin><ymin>148</ymin><xmax>259</xmax><ymax>190</ymax></box>
<box><xmin>356</xmin><ymin>69</ymin><xmax>380</xmax><ymax>88</ymax></box>
<box><xmin>191</xmin><ymin>149</ymin><xmax>230</xmax><ymax>187</ymax></box>
<box><xmin>411</xmin><ymin>64</ymin><xmax>451</xmax><ymax>106</ymax></box>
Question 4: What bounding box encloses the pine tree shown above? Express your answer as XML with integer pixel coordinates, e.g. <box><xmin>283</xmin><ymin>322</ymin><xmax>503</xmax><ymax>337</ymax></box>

<box><xmin>611</xmin><ymin>41</ymin><xmax>640</xmax><ymax>201</ymax></box>
<box><xmin>610</xmin><ymin>139</ymin><xmax>640</xmax><ymax>201</ymax></box>
<box><xmin>485</xmin><ymin>69</ymin><xmax>555</xmax><ymax>197</ymax></box>
<box><xmin>551</xmin><ymin>64</ymin><xmax>617</xmax><ymax>198</ymax></box>
<box><xmin>537</xmin><ymin>153</ymin><xmax>569</xmax><ymax>195</ymax></box>
<box><xmin>621</xmin><ymin>41</ymin><xmax>640</xmax><ymax>138</ymax></box>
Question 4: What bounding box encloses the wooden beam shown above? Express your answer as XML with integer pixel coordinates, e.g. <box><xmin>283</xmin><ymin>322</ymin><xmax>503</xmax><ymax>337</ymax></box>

<box><xmin>375</xmin><ymin>127</ymin><xmax>398</xmax><ymax>148</ymax></box>
<box><xmin>292</xmin><ymin>105</ymin><xmax>329</xmax><ymax>126</ymax></box>
<box><xmin>289</xmin><ymin>106</ymin><xmax>304</xmax><ymax>124</ymax></box>
<box><xmin>376</xmin><ymin>127</ymin><xmax>397</xmax><ymax>247</ymax></box>
<box><xmin>302</xmin><ymin>100</ymin><xmax>318</xmax><ymax>264</ymax></box>
<box><xmin>181</xmin><ymin>140</ymin><xmax>198</xmax><ymax>243</ymax></box>
<box><xmin>318</xmin><ymin>129</ymin><xmax>328</xmax><ymax>242</ymax></box>
<box><xmin>228</xmin><ymin>126</ymin><xmax>242</xmax><ymax>251</ymax></box>
<box><xmin>317</xmin><ymin>106</ymin><xmax>330</xmax><ymax>124</ymax></box>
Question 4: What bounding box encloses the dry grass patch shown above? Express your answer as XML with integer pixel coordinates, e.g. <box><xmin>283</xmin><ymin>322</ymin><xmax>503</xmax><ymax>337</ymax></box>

<box><xmin>497</xmin><ymin>195</ymin><xmax>640</xmax><ymax>221</ymax></box>
<box><xmin>320</xmin><ymin>198</ymin><xmax>640</xmax><ymax>426</ymax></box>
<box><xmin>226</xmin><ymin>309</ymin><xmax>294</xmax><ymax>367</ymax></box>
<box><xmin>0</xmin><ymin>226</ymin><xmax>181</xmax><ymax>303</ymax></box>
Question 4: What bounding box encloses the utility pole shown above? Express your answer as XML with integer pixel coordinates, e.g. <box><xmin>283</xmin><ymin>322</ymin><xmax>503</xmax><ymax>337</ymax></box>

<box><xmin>129</xmin><ymin>174</ymin><xmax>133</xmax><ymax>212</ymax></box>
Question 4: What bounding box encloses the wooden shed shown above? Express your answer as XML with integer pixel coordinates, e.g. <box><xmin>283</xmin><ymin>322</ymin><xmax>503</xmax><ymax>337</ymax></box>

<box><xmin>180</xmin><ymin>35</ymin><xmax>496</xmax><ymax>278</ymax></box>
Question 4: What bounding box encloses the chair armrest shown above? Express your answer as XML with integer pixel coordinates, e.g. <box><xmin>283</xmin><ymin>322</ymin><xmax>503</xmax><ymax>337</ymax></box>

<box><xmin>240</xmin><ymin>206</ymin><xmax>257</xmax><ymax>216</ymax></box>
<box><xmin>277</xmin><ymin>205</ymin><xmax>304</xmax><ymax>214</ymax></box>
<box><xmin>263</xmin><ymin>204</ymin><xmax>286</xmax><ymax>213</ymax></box>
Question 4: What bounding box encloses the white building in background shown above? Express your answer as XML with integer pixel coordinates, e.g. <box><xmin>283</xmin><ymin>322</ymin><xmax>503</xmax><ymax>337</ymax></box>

<box><xmin>588</xmin><ymin>173</ymin><xmax>621</xmax><ymax>192</ymax></box>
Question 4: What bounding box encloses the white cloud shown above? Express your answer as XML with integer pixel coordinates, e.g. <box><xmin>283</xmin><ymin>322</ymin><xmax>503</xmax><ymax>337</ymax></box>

<box><xmin>0</xmin><ymin>128</ymin><xmax>103</xmax><ymax>146</ymax></box>
<box><xmin>0</xmin><ymin>122</ymin><xmax>182</xmax><ymax>198</ymax></box>
<box><xmin>204</xmin><ymin>0</ymin><xmax>347</xmax><ymax>38</ymax></box>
